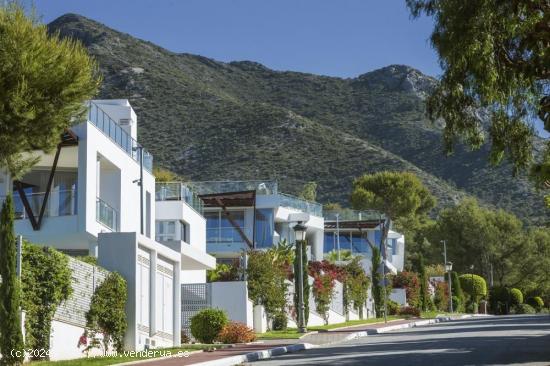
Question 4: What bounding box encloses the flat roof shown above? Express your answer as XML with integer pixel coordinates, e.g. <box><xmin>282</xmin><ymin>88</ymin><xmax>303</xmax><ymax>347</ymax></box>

<box><xmin>199</xmin><ymin>190</ymin><xmax>256</xmax><ymax>208</ymax></box>
<box><xmin>324</xmin><ymin>219</ymin><xmax>382</xmax><ymax>230</ymax></box>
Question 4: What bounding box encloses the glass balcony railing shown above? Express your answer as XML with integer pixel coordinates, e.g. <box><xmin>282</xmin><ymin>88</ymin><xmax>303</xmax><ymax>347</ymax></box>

<box><xmin>1</xmin><ymin>189</ymin><xmax>78</xmax><ymax>219</ymax></box>
<box><xmin>87</xmin><ymin>101</ymin><xmax>153</xmax><ymax>172</ymax></box>
<box><xmin>277</xmin><ymin>193</ymin><xmax>323</xmax><ymax>217</ymax></box>
<box><xmin>323</xmin><ymin>209</ymin><xmax>384</xmax><ymax>222</ymax></box>
<box><xmin>188</xmin><ymin>180</ymin><xmax>278</xmax><ymax>196</ymax></box>
<box><xmin>155</xmin><ymin>182</ymin><xmax>204</xmax><ymax>214</ymax></box>
<box><xmin>96</xmin><ymin>197</ymin><xmax>118</xmax><ymax>231</ymax></box>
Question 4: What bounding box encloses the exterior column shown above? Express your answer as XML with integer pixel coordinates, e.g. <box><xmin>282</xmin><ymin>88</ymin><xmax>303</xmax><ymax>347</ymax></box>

<box><xmin>173</xmin><ymin>261</ymin><xmax>181</xmax><ymax>346</ymax></box>
<box><xmin>149</xmin><ymin>250</ymin><xmax>157</xmax><ymax>336</ymax></box>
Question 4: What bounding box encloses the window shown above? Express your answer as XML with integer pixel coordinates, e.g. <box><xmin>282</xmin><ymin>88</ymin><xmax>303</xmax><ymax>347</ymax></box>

<box><xmin>181</xmin><ymin>220</ymin><xmax>189</xmax><ymax>243</ymax></box>
<box><xmin>156</xmin><ymin>220</ymin><xmax>177</xmax><ymax>242</ymax></box>
<box><xmin>254</xmin><ymin>209</ymin><xmax>274</xmax><ymax>248</ymax></box>
<box><xmin>205</xmin><ymin>210</ymin><xmax>246</xmax><ymax>244</ymax></box>
<box><xmin>324</xmin><ymin>232</ymin><xmax>336</xmax><ymax>253</ymax></box>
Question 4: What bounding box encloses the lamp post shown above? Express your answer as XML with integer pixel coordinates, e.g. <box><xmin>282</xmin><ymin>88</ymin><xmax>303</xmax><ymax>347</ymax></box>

<box><xmin>441</xmin><ymin>240</ymin><xmax>453</xmax><ymax>313</ymax></box>
<box><xmin>294</xmin><ymin>222</ymin><xmax>308</xmax><ymax>333</ymax></box>
<box><xmin>446</xmin><ymin>261</ymin><xmax>453</xmax><ymax>313</ymax></box>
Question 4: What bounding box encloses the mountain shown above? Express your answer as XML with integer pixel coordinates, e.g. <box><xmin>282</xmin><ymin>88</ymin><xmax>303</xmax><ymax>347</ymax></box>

<box><xmin>48</xmin><ymin>14</ymin><xmax>547</xmax><ymax>224</ymax></box>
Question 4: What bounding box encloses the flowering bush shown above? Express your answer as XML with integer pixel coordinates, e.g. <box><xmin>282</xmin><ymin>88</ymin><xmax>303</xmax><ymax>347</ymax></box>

<box><xmin>397</xmin><ymin>306</ymin><xmax>421</xmax><ymax>317</ymax></box>
<box><xmin>393</xmin><ymin>271</ymin><xmax>421</xmax><ymax>308</ymax></box>
<box><xmin>217</xmin><ymin>322</ymin><xmax>256</xmax><ymax>344</ymax></box>
<box><xmin>309</xmin><ymin>261</ymin><xmax>344</xmax><ymax>324</ymax></box>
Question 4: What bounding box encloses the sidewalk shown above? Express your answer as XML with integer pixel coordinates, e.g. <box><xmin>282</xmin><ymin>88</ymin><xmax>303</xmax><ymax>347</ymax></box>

<box><xmin>125</xmin><ymin>316</ymin><xmax>473</xmax><ymax>366</ymax></box>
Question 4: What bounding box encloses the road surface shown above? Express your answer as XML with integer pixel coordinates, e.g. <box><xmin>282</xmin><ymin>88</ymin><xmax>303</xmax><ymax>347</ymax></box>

<box><xmin>247</xmin><ymin>315</ymin><xmax>550</xmax><ymax>366</ymax></box>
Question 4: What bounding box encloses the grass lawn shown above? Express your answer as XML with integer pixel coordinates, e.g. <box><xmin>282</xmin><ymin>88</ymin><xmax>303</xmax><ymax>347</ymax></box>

<box><xmin>30</xmin><ymin>345</ymin><xmax>220</xmax><ymax>366</ymax></box>
<box><xmin>257</xmin><ymin>316</ymin><xmax>404</xmax><ymax>339</ymax></box>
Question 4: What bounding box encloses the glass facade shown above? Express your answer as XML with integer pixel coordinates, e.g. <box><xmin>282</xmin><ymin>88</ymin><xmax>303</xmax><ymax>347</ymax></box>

<box><xmin>324</xmin><ymin>231</ymin><xmax>373</xmax><ymax>256</ymax></box>
<box><xmin>254</xmin><ymin>209</ymin><xmax>274</xmax><ymax>248</ymax></box>
<box><xmin>205</xmin><ymin>210</ymin><xmax>246</xmax><ymax>244</ymax></box>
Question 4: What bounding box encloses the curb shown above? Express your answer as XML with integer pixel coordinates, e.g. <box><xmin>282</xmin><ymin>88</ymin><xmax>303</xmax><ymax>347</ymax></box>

<box><xmin>189</xmin><ymin>343</ymin><xmax>318</xmax><ymax>366</ymax></box>
<box><xmin>114</xmin><ymin>350</ymin><xmax>204</xmax><ymax>366</ymax></box>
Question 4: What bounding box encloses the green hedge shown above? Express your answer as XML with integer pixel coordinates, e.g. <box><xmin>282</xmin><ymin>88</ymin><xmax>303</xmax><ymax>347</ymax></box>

<box><xmin>526</xmin><ymin>297</ymin><xmax>544</xmax><ymax>312</ymax></box>
<box><xmin>509</xmin><ymin>288</ymin><xmax>523</xmax><ymax>306</ymax></box>
<box><xmin>459</xmin><ymin>274</ymin><xmax>487</xmax><ymax>303</ymax></box>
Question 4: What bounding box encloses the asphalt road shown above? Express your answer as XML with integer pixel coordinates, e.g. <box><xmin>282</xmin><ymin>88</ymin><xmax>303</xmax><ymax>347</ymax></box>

<box><xmin>247</xmin><ymin>315</ymin><xmax>550</xmax><ymax>366</ymax></box>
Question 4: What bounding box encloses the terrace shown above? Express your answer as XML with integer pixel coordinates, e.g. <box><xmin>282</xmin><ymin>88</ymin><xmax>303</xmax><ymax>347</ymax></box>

<box><xmin>155</xmin><ymin>182</ymin><xmax>204</xmax><ymax>214</ymax></box>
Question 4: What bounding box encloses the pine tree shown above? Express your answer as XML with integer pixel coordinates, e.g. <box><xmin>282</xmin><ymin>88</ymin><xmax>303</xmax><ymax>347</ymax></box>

<box><xmin>0</xmin><ymin>195</ymin><xmax>24</xmax><ymax>365</ymax></box>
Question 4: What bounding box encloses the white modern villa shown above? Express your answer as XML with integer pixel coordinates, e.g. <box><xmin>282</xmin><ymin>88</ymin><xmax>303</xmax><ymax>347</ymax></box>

<box><xmin>0</xmin><ymin>99</ymin><xmax>215</xmax><ymax>352</ymax></box>
<box><xmin>187</xmin><ymin>180</ymin><xmax>325</xmax><ymax>263</ymax></box>
<box><xmin>323</xmin><ymin>210</ymin><xmax>405</xmax><ymax>274</ymax></box>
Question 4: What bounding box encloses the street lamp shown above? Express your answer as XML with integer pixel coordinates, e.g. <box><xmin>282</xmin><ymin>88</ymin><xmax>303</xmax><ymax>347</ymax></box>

<box><xmin>294</xmin><ymin>222</ymin><xmax>308</xmax><ymax>333</ymax></box>
<box><xmin>446</xmin><ymin>261</ymin><xmax>453</xmax><ymax>313</ymax></box>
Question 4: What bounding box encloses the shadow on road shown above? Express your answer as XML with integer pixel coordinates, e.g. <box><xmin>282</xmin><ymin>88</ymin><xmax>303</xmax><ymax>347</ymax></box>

<box><xmin>255</xmin><ymin>315</ymin><xmax>550</xmax><ymax>366</ymax></box>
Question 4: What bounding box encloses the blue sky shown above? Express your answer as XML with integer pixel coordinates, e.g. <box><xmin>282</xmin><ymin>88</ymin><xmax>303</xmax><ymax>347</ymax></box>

<box><xmin>33</xmin><ymin>0</ymin><xmax>440</xmax><ymax>78</ymax></box>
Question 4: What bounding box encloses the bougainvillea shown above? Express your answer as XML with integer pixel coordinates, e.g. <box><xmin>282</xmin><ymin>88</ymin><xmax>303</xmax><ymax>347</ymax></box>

<box><xmin>309</xmin><ymin>260</ymin><xmax>344</xmax><ymax>324</ymax></box>
<box><xmin>393</xmin><ymin>271</ymin><xmax>421</xmax><ymax>309</ymax></box>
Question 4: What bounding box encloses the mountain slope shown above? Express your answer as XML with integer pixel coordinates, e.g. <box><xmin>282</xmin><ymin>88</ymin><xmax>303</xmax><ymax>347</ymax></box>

<box><xmin>48</xmin><ymin>14</ymin><xmax>546</xmax><ymax>223</ymax></box>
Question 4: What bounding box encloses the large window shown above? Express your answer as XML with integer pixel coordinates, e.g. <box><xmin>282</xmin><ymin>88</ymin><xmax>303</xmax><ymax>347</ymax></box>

<box><xmin>156</xmin><ymin>221</ymin><xmax>177</xmax><ymax>242</ymax></box>
<box><xmin>205</xmin><ymin>210</ymin><xmax>246</xmax><ymax>244</ymax></box>
<box><xmin>323</xmin><ymin>232</ymin><xmax>371</xmax><ymax>255</ymax></box>
<box><xmin>254</xmin><ymin>209</ymin><xmax>274</xmax><ymax>248</ymax></box>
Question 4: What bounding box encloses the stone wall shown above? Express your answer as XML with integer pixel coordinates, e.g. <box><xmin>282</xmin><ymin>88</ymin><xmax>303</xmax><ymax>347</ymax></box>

<box><xmin>54</xmin><ymin>257</ymin><xmax>110</xmax><ymax>327</ymax></box>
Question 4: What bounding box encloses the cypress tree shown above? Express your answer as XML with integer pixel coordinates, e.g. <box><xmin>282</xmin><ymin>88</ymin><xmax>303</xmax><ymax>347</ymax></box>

<box><xmin>418</xmin><ymin>254</ymin><xmax>430</xmax><ymax>312</ymax></box>
<box><xmin>0</xmin><ymin>195</ymin><xmax>24</xmax><ymax>365</ymax></box>
<box><xmin>371</xmin><ymin>246</ymin><xmax>382</xmax><ymax>317</ymax></box>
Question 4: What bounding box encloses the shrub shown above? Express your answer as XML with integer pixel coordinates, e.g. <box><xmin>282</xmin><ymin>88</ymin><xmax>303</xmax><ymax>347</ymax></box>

<box><xmin>207</xmin><ymin>262</ymin><xmax>241</xmax><ymax>282</ymax></box>
<box><xmin>509</xmin><ymin>288</ymin><xmax>523</xmax><ymax>306</ymax></box>
<box><xmin>21</xmin><ymin>243</ymin><xmax>72</xmax><ymax>360</ymax></box>
<box><xmin>397</xmin><ymin>306</ymin><xmax>420</xmax><ymax>317</ymax></box>
<box><xmin>190</xmin><ymin>308</ymin><xmax>228</xmax><ymax>343</ymax></box>
<box><xmin>387</xmin><ymin>300</ymin><xmax>399</xmax><ymax>315</ymax></box>
<box><xmin>272</xmin><ymin>312</ymin><xmax>288</xmax><ymax>331</ymax></box>
<box><xmin>489</xmin><ymin>286</ymin><xmax>510</xmax><ymax>315</ymax></box>
<box><xmin>86</xmin><ymin>272</ymin><xmax>128</xmax><ymax>352</ymax></box>
<box><xmin>451</xmin><ymin>295</ymin><xmax>465</xmax><ymax>313</ymax></box>
<box><xmin>512</xmin><ymin>303</ymin><xmax>536</xmax><ymax>314</ymax></box>
<box><xmin>459</xmin><ymin>274</ymin><xmax>487</xmax><ymax>303</ymax></box>
<box><xmin>181</xmin><ymin>330</ymin><xmax>191</xmax><ymax>344</ymax></box>
<box><xmin>393</xmin><ymin>271</ymin><xmax>420</xmax><ymax>309</ymax></box>
<box><xmin>526</xmin><ymin>297</ymin><xmax>544</xmax><ymax>312</ymax></box>
<box><xmin>433</xmin><ymin>281</ymin><xmax>449</xmax><ymax>312</ymax></box>
<box><xmin>217</xmin><ymin>322</ymin><xmax>256</xmax><ymax>344</ymax></box>
<box><xmin>466</xmin><ymin>302</ymin><xmax>478</xmax><ymax>314</ymax></box>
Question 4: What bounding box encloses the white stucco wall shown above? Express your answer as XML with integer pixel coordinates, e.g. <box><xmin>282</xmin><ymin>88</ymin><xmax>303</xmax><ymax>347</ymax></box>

<box><xmin>210</xmin><ymin>281</ymin><xmax>253</xmax><ymax>327</ymax></box>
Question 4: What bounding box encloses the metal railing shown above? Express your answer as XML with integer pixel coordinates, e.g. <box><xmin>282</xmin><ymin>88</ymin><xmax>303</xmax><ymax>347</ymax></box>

<box><xmin>188</xmin><ymin>180</ymin><xmax>278</xmax><ymax>195</ymax></box>
<box><xmin>277</xmin><ymin>193</ymin><xmax>323</xmax><ymax>217</ymax></box>
<box><xmin>96</xmin><ymin>197</ymin><xmax>118</xmax><ymax>231</ymax></box>
<box><xmin>87</xmin><ymin>101</ymin><xmax>153</xmax><ymax>172</ymax></box>
<box><xmin>155</xmin><ymin>182</ymin><xmax>204</xmax><ymax>214</ymax></box>
<box><xmin>2</xmin><ymin>189</ymin><xmax>78</xmax><ymax>219</ymax></box>
<box><xmin>323</xmin><ymin>209</ymin><xmax>384</xmax><ymax>222</ymax></box>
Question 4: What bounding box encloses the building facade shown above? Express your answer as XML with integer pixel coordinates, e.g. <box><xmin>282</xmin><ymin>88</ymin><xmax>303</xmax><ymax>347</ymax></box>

<box><xmin>0</xmin><ymin>99</ymin><xmax>215</xmax><ymax>351</ymax></box>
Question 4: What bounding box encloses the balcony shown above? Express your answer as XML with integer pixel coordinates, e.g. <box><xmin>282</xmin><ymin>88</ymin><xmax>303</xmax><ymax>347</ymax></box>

<box><xmin>96</xmin><ymin>197</ymin><xmax>118</xmax><ymax>231</ymax></box>
<box><xmin>324</xmin><ymin>209</ymin><xmax>384</xmax><ymax>222</ymax></box>
<box><xmin>188</xmin><ymin>180</ymin><xmax>278</xmax><ymax>196</ymax></box>
<box><xmin>87</xmin><ymin>101</ymin><xmax>153</xmax><ymax>172</ymax></box>
<box><xmin>155</xmin><ymin>182</ymin><xmax>204</xmax><ymax>214</ymax></box>
<box><xmin>276</xmin><ymin>192</ymin><xmax>323</xmax><ymax>217</ymax></box>
<box><xmin>3</xmin><ymin>189</ymin><xmax>78</xmax><ymax>219</ymax></box>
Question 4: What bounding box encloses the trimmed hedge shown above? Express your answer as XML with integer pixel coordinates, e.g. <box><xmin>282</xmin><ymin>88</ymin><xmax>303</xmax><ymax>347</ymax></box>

<box><xmin>459</xmin><ymin>274</ymin><xmax>487</xmax><ymax>303</ymax></box>
<box><xmin>509</xmin><ymin>288</ymin><xmax>523</xmax><ymax>306</ymax></box>
<box><xmin>526</xmin><ymin>297</ymin><xmax>544</xmax><ymax>312</ymax></box>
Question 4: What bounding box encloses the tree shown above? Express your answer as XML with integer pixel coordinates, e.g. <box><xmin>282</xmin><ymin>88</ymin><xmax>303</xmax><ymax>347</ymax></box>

<box><xmin>0</xmin><ymin>4</ymin><xmax>100</xmax><ymax>177</ymax></box>
<box><xmin>0</xmin><ymin>196</ymin><xmax>24</xmax><ymax>366</ymax></box>
<box><xmin>407</xmin><ymin>0</ymin><xmax>550</xmax><ymax>187</ymax></box>
<box><xmin>371</xmin><ymin>246</ymin><xmax>383</xmax><ymax>317</ymax></box>
<box><xmin>299</xmin><ymin>182</ymin><xmax>318</xmax><ymax>202</ymax></box>
<box><xmin>342</xmin><ymin>257</ymin><xmax>370</xmax><ymax>319</ymax></box>
<box><xmin>352</xmin><ymin>172</ymin><xmax>436</xmax><ymax>254</ymax></box>
<box><xmin>418</xmin><ymin>255</ymin><xmax>431</xmax><ymax>311</ymax></box>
